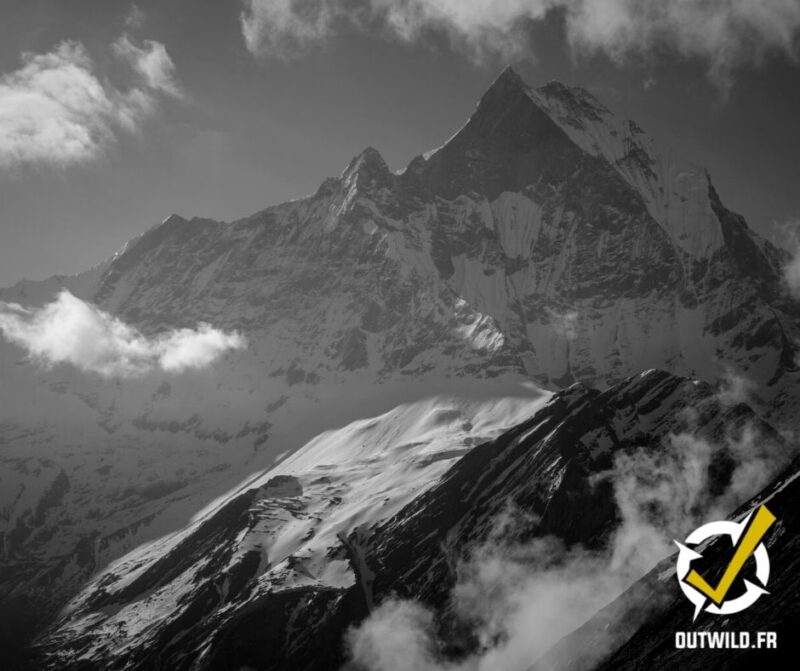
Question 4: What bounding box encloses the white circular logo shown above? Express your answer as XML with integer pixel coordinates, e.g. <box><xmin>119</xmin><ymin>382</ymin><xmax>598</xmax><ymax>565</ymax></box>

<box><xmin>674</xmin><ymin>505</ymin><xmax>773</xmax><ymax>621</ymax></box>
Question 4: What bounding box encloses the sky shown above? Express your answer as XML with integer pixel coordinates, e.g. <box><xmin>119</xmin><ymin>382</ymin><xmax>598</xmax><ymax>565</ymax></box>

<box><xmin>1</xmin><ymin>0</ymin><xmax>799</xmax><ymax>288</ymax></box>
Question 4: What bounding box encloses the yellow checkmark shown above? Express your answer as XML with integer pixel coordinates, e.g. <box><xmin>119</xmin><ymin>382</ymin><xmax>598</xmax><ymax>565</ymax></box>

<box><xmin>684</xmin><ymin>504</ymin><xmax>775</xmax><ymax>605</ymax></box>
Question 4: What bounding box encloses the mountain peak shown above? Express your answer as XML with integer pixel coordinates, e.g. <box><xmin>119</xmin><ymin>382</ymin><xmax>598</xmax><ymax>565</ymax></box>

<box><xmin>481</xmin><ymin>65</ymin><xmax>529</xmax><ymax>103</ymax></box>
<box><xmin>481</xmin><ymin>70</ymin><xmax>599</xmax><ymax>111</ymax></box>
<box><xmin>495</xmin><ymin>65</ymin><xmax>525</xmax><ymax>86</ymax></box>
<box><xmin>402</xmin><ymin>68</ymin><xmax>584</xmax><ymax>199</ymax></box>
<box><xmin>468</xmin><ymin>70</ymin><xmax>613</xmax><ymax>142</ymax></box>
<box><xmin>341</xmin><ymin>146</ymin><xmax>390</xmax><ymax>188</ymax></box>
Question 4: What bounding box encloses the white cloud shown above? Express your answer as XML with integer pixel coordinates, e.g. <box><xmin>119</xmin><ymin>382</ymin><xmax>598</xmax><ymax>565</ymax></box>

<box><xmin>241</xmin><ymin>0</ymin><xmax>341</xmax><ymax>59</ymax></box>
<box><xmin>241</xmin><ymin>0</ymin><xmax>554</xmax><ymax>62</ymax></box>
<box><xmin>347</xmin><ymin>600</ymin><xmax>441</xmax><ymax>671</ymax></box>
<box><xmin>715</xmin><ymin>368</ymin><xmax>754</xmax><ymax>406</ymax></box>
<box><xmin>0</xmin><ymin>290</ymin><xmax>246</xmax><ymax>377</ymax></box>
<box><xmin>113</xmin><ymin>35</ymin><xmax>183</xmax><ymax>98</ymax></box>
<box><xmin>0</xmin><ymin>36</ymin><xmax>181</xmax><ymax>171</ymax></box>
<box><xmin>241</xmin><ymin>0</ymin><xmax>800</xmax><ymax>87</ymax></box>
<box><xmin>346</xmin><ymin>415</ymin><xmax>795</xmax><ymax>670</ymax></box>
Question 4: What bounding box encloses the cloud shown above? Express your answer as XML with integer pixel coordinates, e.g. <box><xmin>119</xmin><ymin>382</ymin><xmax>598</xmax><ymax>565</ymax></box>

<box><xmin>346</xmin><ymin>414</ymin><xmax>795</xmax><ymax>671</ymax></box>
<box><xmin>0</xmin><ymin>36</ymin><xmax>181</xmax><ymax>171</ymax></box>
<box><xmin>347</xmin><ymin>600</ymin><xmax>443</xmax><ymax>671</ymax></box>
<box><xmin>125</xmin><ymin>4</ymin><xmax>147</xmax><ymax>31</ymax></box>
<box><xmin>565</xmin><ymin>0</ymin><xmax>800</xmax><ymax>90</ymax></box>
<box><xmin>240</xmin><ymin>0</ymin><xmax>800</xmax><ymax>87</ymax></box>
<box><xmin>241</xmin><ymin>0</ymin><xmax>342</xmax><ymax>59</ymax></box>
<box><xmin>240</xmin><ymin>0</ymin><xmax>554</xmax><ymax>62</ymax></box>
<box><xmin>0</xmin><ymin>290</ymin><xmax>246</xmax><ymax>377</ymax></box>
<box><xmin>715</xmin><ymin>368</ymin><xmax>754</xmax><ymax>406</ymax></box>
<box><xmin>112</xmin><ymin>35</ymin><xmax>183</xmax><ymax>98</ymax></box>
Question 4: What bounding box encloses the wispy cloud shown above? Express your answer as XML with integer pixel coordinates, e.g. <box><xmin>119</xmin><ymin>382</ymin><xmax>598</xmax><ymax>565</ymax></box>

<box><xmin>240</xmin><ymin>0</ymin><xmax>554</xmax><ymax>63</ymax></box>
<box><xmin>124</xmin><ymin>3</ymin><xmax>147</xmax><ymax>31</ymax></box>
<box><xmin>565</xmin><ymin>0</ymin><xmax>800</xmax><ymax>90</ymax></box>
<box><xmin>241</xmin><ymin>0</ymin><xmax>342</xmax><ymax>60</ymax></box>
<box><xmin>0</xmin><ymin>35</ymin><xmax>181</xmax><ymax>171</ymax></box>
<box><xmin>347</xmin><ymin>413</ymin><xmax>794</xmax><ymax>670</ymax></box>
<box><xmin>0</xmin><ymin>291</ymin><xmax>245</xmax><ymax>377</ymax></box>
<box><xmin>112</xmin><ymin>35</ymin><xmax>183</xmax><ymax>98</ymax></box>
<box><xmin>715</xmin><ymin>368</ymin><xmax>754</xmax><ymax>406</ymax></box>
<box><xmin>241</xmin><ymin>0</ymin><xmax>800</xmax><ymax>88</ymax></box>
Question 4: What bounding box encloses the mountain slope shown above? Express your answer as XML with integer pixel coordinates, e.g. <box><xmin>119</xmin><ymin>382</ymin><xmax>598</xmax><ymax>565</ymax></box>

<box><xmin>35</xmin><ymin>370</ymin><xmax>790</xmax><ymax>670</ymax></box>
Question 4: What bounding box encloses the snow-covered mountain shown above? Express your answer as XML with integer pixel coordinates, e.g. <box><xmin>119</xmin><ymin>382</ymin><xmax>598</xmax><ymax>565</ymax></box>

<box><xmin>35</xmin><ymin>370</ymin><xmax>792</xmax><ymax>670</ymax></box>
<box><xmin>1</xmin><ymin>67</ymin><xmax>797</xmax><ymax>666</ymax></box>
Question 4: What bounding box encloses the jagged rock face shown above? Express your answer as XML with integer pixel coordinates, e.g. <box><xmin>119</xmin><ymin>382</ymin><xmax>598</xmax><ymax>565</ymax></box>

<box><xmin>33</xmin><ymin>370</ymin><xmax>787</xmax><ymax>670</ymax></box>
<box><xmin>1</xmin><ymin>67</ymin><xmax>798</xmax><ymax>662</ymax></box>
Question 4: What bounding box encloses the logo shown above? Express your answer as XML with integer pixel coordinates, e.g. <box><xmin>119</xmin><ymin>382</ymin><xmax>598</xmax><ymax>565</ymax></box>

<box><xmin>674</xmin><ymin>504</ymin><xmax>776</xmax><ymax>620</ymax></box>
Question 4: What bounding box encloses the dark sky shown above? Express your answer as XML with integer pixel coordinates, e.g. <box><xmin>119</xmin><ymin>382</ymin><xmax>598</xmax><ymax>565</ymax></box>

<box><xmin>1</xmin><ymin>0</ymin><xmax>799</xmax><ymax>287</ymax></box>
